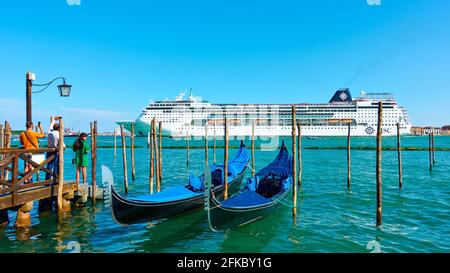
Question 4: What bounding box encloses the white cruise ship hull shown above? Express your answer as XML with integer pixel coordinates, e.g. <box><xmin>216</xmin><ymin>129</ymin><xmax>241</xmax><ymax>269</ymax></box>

<box><xmin>116</xmin><ymin>89</ymin><xmax>413</xmax><ymax>138</ymax></box>
<box><xmin>117</xmin><ymin>121</ymin><xmax>411</xmax><ymax>138</ymax></box>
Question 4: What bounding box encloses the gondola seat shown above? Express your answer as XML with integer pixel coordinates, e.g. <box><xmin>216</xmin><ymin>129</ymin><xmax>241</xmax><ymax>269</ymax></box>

<box><xmin>256</xmin><ymin>172</ymin><xmax>283</xmax><ymax>198</ymax></box>
<box><xmin>221</xmin><ymin>190</ymin><xmax>271</xmax><ymax>208</ymax></box>
<box><xmin>211</xmin><ymin>169</ymin><xmax>223</xmax><ymax>187</ymax></box>
<box><xmin>188</xmin><ymin>173</ymin><xmax>205</xmax><ymax>192</ymax></box>
<box><xmin>131</xmin><ymin>187</ymin><xmax>199</xmax><ymax>203</ymax></box>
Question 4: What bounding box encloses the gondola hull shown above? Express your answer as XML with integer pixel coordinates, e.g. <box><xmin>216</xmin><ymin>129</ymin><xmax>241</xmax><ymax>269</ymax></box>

<box><xmin>207</xmin><ymin>182</ymin><xmax>292</xmax><ymax>231</ymax></box>
<box><xmin>111</xmin><ymin>170</ymin><xmax>246</xmax><ymax>225</ymax></box>
<box><xmin>206</xmin><ymin>142</ymin><xmax>293</xmax><ymax>231</ymax></box>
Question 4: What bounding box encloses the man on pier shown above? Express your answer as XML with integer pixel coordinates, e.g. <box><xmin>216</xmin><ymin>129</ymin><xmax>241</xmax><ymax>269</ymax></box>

<box><xmin>46</xmin><ymin>117</ymin><xmax>65</xmax><ymax>181</ymax></box>
<box><xmin>19</xmin><ymin>121</ymin><xmax>45</xmax><ymax>183</ymax></box>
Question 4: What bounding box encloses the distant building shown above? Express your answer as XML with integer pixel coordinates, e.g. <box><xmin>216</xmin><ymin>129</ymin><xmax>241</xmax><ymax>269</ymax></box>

<box><xmin>410</xmin><ymin>126</ymin><xmax>424</xmax><ymax>135</ymax></box>
<box><xmin>442</xmin><ymin>125</ymin><xmax>450</xmax><ymax>136</ymax></box>
<box><xmin>410</xmin><ymin>126</ymin><xmax>441</xmax><ymax>135</ymax></box>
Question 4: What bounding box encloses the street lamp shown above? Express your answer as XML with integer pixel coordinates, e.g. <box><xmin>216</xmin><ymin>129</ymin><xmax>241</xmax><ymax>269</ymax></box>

<box><xmin>26</xmin><ymin>72</ymin><xmax>72</xmax><ymax>123</ymax></box>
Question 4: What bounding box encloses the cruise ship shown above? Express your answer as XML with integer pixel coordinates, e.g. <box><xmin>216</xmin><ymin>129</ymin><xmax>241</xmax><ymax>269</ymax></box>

<box><xmin>116</xmin><ymin>89</ymin><xmax>412</xmax><ymax>137</ymax></box>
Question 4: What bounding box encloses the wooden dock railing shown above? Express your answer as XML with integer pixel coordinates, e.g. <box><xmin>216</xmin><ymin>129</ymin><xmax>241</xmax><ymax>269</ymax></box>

<box><xmin>0</xmin><ymin>148</ymin><xmax>58</xmax><ymax>207</ymax></box>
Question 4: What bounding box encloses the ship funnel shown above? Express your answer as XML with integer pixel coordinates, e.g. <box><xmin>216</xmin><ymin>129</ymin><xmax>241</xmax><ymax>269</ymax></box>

<box><xmin>329</xmin><ymin>88</ymin><xmax>353</xmax><ymax>103</ymax></box>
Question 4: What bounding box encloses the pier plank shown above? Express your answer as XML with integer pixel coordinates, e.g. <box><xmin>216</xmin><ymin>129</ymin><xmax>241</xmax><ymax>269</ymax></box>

<box><xmin>0</xmin><ymin>181</ymin><xmax>78</xmax><ymax>210</ymax></box>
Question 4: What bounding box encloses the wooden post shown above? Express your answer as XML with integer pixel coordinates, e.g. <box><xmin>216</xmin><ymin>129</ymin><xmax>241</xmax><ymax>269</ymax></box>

<box><xmin>15</xmin><ymin>201</ymin><xmax>33</xmax><ymax>228</ymax></box>
<box><xmin>0</xmin><ymin>124</ymin><xmax>3</xmax><ymax>183</ymax></box>
<box><xmin>57</xmin><ymin>119</ymin><xmax>66</xmax><ymax>216</ymax></box>
<box><xmin>0</xmin><ymin>124</ymin><xmax>3</xmax><ymax>182</ymax></box>
<box><xmin>11</xmin><ymin>156</ymin><xmax>18</xmax><ymax>206</ymax></box>
<box><xmin>92</xmin><ymin>121</ymin><xmax>97</xmax><ymax>203</ymax></box>
<box><xmin>4</xmin><ymin>122</ymin><xmax>11</xmax><ymax>180</ymax></box>
<box><xmin>26</xmin><ymin>72</ymin><xmax>33</xmax><ymax>123</ymax></box>
<box><xmin>428</xmin><ymin>132</ymin><xmax>432</xmax><ymax>172</ymax></box>
<box><xmin>291</xmin><ymin>106</ymin><xmax>297</xmax><ymax>223</ymax></box>
<box><xmin>297</xmin><ymin>121</ymin><xmax>302</xmax><ymax>186</ymax></box>
<box><xmin>213</xmin><ymin>120</ymin><xmax>217</xmax><ymax>165</ymax></box>
<box><xmin>432</xmin><ymin>131</ymin><xmax>436</xmax><ymax>165</ymax></box>
<box><xmin>153</xmin><ymin>118</ymin><xmax>160</xmax><ymax>192</ymax></box>
<box><xmin>186</xmin><ymin>130</ymin><xmax>190</xmax><ymax>167</ymax></box>
<box><xmin>347</xmin><ymin>123</ymin><xmax>351</xmax><ymax>191</ymax></box>
<box><xmin>114</xmin><ymin>129</ymin><xmax>117</xmax><ymax>158</ymax></box>
<box><xmin>159</xmin><ymin>121</ymin><xmax>163</xmax><ymax>183</ymax></box>
<box><xmin>251</xmin><ymin>120</ymin><xmax>255</xmax><ymax>177</ymax></box>
<box><xmin>205</xmin><ymin>124</ymin><xmax>209</xmax><ymax>166</ymax></box>
<box><xmin>149</xmin><ymin>120</ymin><xmax>154</xmax><ymax>194</ymax></box>
<box><xmin>120</xmin><ymin>125</ymin><xmax>128</xmax><ymax>194</ymax></box>
<box><xmin>131</xmin><ymin>123</ymin><xmax>136</xmax><ymax>181</ymax></box>
<box><xmin>0</xmin><ymin>124</ymin><xmax>3</xmax><ymax>150</ymax></box>
<box><xmin>376</xmin><ymin>101</ymin><xmax>383</xmax><ymax>227</ymax></box>
<box><xmin>224</xmin><ymin>118</ymin><xmax>229</xmax><ymax>200</ymax></box>
<box><xmin>397</xmin><ymin>123</ymin><xmax>403</xmax><ymax>189</ymax></box>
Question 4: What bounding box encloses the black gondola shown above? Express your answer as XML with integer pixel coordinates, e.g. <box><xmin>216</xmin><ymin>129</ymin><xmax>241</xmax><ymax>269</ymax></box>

<box><xmin>206</xmin><ymin>142</ymin><xmax>293</xmax><ymax>231</ymax></box>
<box><xmin>110</xmin><ymin>141</ymin><xmax>250</xmax><ymax>225</ymax></box>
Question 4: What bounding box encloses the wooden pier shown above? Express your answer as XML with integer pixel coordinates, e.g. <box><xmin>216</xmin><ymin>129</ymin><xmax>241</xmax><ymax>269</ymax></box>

<box><xmin>0</xmin><ymin>147</ymin><xmax>83</xmax><ymax>227</ymax></box>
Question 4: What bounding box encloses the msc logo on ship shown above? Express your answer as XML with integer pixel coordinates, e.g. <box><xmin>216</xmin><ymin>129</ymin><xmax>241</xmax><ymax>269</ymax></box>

<box><xmin>366</xmin><ymin>127</ymin><xmax>392</xmax><ymax>135</ymax></box>
<box><xmin>365</xmin><ymin>127</ymin><xmax>375</xmax><ymax>135</ymax></box>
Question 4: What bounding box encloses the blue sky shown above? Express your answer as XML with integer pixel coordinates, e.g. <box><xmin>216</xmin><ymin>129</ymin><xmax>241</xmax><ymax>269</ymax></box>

<box><xmin>1</xmin><ymin>0</ymin><xmax>449</xmax><ymax>131</ymax></box>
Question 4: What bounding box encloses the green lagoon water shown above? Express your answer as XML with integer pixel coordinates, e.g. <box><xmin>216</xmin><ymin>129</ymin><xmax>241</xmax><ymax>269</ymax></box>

<box><xmin>1</xmin><ymin>135</ymin><xmax>449</xmax><ymax>253</ymax></box>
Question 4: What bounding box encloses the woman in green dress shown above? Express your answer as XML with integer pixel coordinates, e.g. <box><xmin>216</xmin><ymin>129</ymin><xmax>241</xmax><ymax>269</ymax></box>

<box><xmin>73</xmin><ymin>132</ymin><xmax>90</xmax><ymax>184</ymax></box>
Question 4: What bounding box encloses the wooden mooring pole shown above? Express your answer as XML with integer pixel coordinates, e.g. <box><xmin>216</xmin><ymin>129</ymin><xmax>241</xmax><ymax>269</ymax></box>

<box><xmin>92</xmin><ymin>121</ymin><xmax>98</xmax><ymax>203</ymax></box>
<box><xmin>153</xmin><ymin>119</ymin><xmax>160</xmax><ymax>192</ymax></box>
<box><xmin>205</xmin><ymin>124</ymin><xmax>209</xmax><ymax>165</ymax></box>
<box><xmin>397</xmin><ymin>122</ymin><xmax>403</xmax><ymax>189</ymax></box>
<box><xmin>291</xmin><ymin>106</ymin><xmax>298</xmax><ymax>223</ymax></box>
<box><xmin>432</xmin><ymin>131</ymin><xmax>436</xmax><ymax>165</ymax></box>
<box><xmin>376</xmin><ymin>101</ymin><xmax>383</xmax><ymax>227</ymax></box>
<box><xmin>428</xmin><ymin>132</ymin><xmax>432</xmax><ymax>172</ymax></box>
<box><xmin>120</xmin><ymin>125</ymin><xmax>128</xmax><ymax>194</ymax></box>
<box><xmin>0</xmin><ymin>124</ymin><xmax>3</xmax><ymax>168</ymax></box>
<box><xmin>347</xmin><ymin>123</ymin><xmax>351</xmax><ymax>191</ymax></box>
<box><xmin>251</xmin><ymin>120</ymin><xmax>255</xmax><ymax>177</ymax></box>
<box><xmin>213</xmin><ymin>120</ymin><xmax>217</xmax><ymax>165</ymax></box>
<box><xmin>159</xmin><ymin>121</ymin><xmax>163</xmax><ymax>183</ymax></box>
<box><xmin>186</xmin><ymin>130</ymin><xmax>190</xmax><ymax>167</ymax></box>
<box><xmin>4</xmin><ymin>122</ymin><xmax>11</xmax><ymax>180</ymax></box>
<box><xmin>0</xmin><ymin>124</ymin><xmax>3</xmax><ymax>184</ymax></box>
<box><xmin>149</xmin><ymin>120</ymin><xmax>154</xmax><ymax>194</ymax></box>
<box><xmin>224</xmin><ymin>118</ymin><xmax>229</xmax><ymax>200</ymax></box>
<box><xmin>297</xmin><ymin>121</ymin><xmax>302</xmax><ymax>186</ymax></box>
<box><xmin>57</xmin><ymin>119</ymin><xmax>66</xmax><ymax>217</ymax></box>
<box><xmin>131</xmin><ymin>123</ymin><xmax>136</xmax><ymax>181</ymax></box>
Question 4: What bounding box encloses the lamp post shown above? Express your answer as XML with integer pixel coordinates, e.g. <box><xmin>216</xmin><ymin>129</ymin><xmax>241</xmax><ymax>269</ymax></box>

<box><xmin>25</xmin><ymin>72</ymin><xmax>72</xmax><ymax>123</ymax></box>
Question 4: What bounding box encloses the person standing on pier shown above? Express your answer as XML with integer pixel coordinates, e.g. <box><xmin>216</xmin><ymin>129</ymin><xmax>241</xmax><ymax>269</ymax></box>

<box><xmin>73</xmin><ymin>132</ymin><xmax>90</xmax><ymax>184</ymax></box>
<box><xmin>46</xmin><ymin>117</ymin><xmax>65</xmax><ymax>181</ymax></box>
<box><xmin>20</xmin><ymin>121</ymin><xmax>45</xmax><ymax>183</ymax></box>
